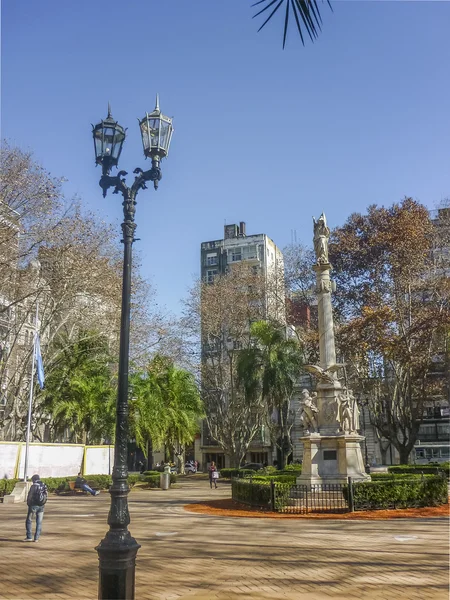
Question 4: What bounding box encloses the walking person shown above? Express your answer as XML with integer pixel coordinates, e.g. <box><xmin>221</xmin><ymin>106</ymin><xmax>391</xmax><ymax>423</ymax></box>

<box><xmin>75</xmin><ymin>472</ymin><xmax>100</xmax><ymax>496</ymax></box>
<box><xmin>208</xmin><ymin>461</ymin><xmax>219</xmax><ymax>489</ymax></box>
<box><xmin>24</xmin><ymin>474</ymin><xmax>48</xmax><ymax>542</ymax></box>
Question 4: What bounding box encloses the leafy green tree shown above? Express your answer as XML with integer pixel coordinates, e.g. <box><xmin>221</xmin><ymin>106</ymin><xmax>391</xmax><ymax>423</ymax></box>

<box><xmin>130</xmin><ymin>355</ymin><xmax>204</xmax><ymax>468</ymax></box>
<box><xmin>237</xmin><ymin>321</ymin><xmax>303</xmax><ymax>468</ymax></box>
<box><xmin>42</xmin><ymin>332</ymin><xmax>116</xmax><ymax>443</ymax></box>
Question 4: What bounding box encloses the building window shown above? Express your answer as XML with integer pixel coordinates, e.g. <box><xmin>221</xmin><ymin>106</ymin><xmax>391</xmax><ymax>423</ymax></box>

<box><xmin>242</xmin><ymin>245</ymin><xmax>257</xmax><ymax>260</ymax></box>
<box><xmin>230</xmin><ymin>248</ymin><xmax>242</xmax><ymax>262</ymax></box>
<box><xmin>206</xmin><ymin>269</ymin><xmax>218</xmax><ymax>283</ymax></box>
<box><xmin>206</xmin><ymin>254</ymin><xmax>218</xmax><ymax>266</ymax></box>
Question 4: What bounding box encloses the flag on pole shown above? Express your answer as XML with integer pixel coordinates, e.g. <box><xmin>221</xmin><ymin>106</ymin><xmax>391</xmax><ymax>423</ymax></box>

<box><xmin>35</xmin><ymin>333</ymin><xmax>45</xmax><ymax>389</ymax></box>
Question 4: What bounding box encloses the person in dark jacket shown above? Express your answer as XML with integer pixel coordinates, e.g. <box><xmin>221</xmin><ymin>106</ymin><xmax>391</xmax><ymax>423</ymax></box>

<box><xmin>24</xmin><ymin>474</ymin><xmax>47</xmax><ymax>542</ymax></box>
<box><xmin>75</xmin><ymin>472</ymin><xmax>99</xmax><ymax>496</ymax></box>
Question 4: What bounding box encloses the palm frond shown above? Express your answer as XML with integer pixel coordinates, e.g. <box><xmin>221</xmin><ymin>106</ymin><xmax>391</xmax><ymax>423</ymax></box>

<box><xmin>252</xmin><ymin>0</ymin><xmax>332</xmax><ymax>48</ymax></box>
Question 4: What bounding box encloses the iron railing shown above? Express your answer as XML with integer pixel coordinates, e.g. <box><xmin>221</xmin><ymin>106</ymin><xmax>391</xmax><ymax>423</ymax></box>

<box><xmin>231</xmin><ymin>474</ymin><xmax>448</xmax><ymax>514</ymax></box>
<box><xmin>274</xmin><ymin>483</ymin><xmax>349</xmax><ymax>514</ymax></box>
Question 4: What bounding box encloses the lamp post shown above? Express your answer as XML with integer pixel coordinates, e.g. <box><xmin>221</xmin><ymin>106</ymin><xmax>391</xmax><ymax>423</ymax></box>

<box><xmin>92</xmin><ymin>96</ymin><xmax>173</xmax><ymax>600</ymax></box>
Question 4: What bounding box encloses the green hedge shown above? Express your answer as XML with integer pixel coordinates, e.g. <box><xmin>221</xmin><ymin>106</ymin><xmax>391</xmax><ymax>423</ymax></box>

<box><xmin>388</xmin><ymin>464</ymin><xmax>449</xmax><ymax>478</ymax></box>
<box><xmin>219</xmin><ymin>468</ymin><xmax>256</xmax><ymax>479</ymax></box>
<box><xmin>252</xmin><ymin>475</ymin><xmax>297</xmax><ymax>484</ymax></box>
<box><xmin>0</xmin><ymin>478</ymin><xmax>19</xmax><ymax>497</ymax></box>
<box><xmin>143</xmin><ymin>473</ymin><xmax>177</xmax><ymax>488</ymax></box>
<box><xmin>371</xmin><ymin>472</ymin><xmax>433</xmax><ymax>480</ymax></box>
<box><xmin>279</xmin><ymin>464</ymin><xmax>303</xmax><ymax>472</ymax></box>
<box><xmin>349</xmin><ymin>475</ymin><xmax>448</xmax><ymax>510</ymax></box>
<box><xmin>232</xmin><ymin>478</ymin><xmax>271</xmax><ymax>508</ymax></box>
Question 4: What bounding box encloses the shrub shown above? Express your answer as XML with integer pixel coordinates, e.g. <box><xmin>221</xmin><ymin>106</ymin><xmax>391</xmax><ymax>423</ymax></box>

<box><xmin>347</xmin><ymin>475</ymin><xmax>448</xmax><ymax>510</ymax></box>
<box><xmin>280</xmin><ymin>464</ymin><xmax>303</xmax><ymax>472</ymax></box>
<box><xmin>128</xmin><ymin>474</ymin><xmax>144</xmax><ymax>486</ymax></box>
<box><xmin>220</xmin><ymin>468</ymin><xmax>255</xmax><ymax>479</ymax></box>
<box><xmin>388</xmin><ymin>464</ymin><xmax>449</xmax><ymax>478</ymax></box>
<box><xmin>143</xmin><ymin>472</ymin><xmax>177</xmax><ymax>488</ymax></box>
<box><xmin>232</xmin><ymin>478</ymin><xmax>271</xmax><ymax>508</ymax></box>
<box><xmin>259</xmin><ymin>466</ymin><xmax>278</xmax><ymax>475</ymax></box>
<box><xmin>0</xmin><ymin>478</ymin><xmax>19</xmax><ymax>497</ymax></box>
<box><xmin>252</xmin><ymin>475</ymin><xmax>297</xmax><ymax>484</ymax></box>
<box><xmin>370</xmin><ymin>472</ymin><xmax>433</xmax><ymax>480</ymax></box>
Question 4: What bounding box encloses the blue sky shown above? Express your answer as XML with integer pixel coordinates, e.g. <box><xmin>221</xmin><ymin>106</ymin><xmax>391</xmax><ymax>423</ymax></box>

<box><xmin>2</xmin><ymin>0</ymin><xmax>449</xmax><ymax>315</ymax></box>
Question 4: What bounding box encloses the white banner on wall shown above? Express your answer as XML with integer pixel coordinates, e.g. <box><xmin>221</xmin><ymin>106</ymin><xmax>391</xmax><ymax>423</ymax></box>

<box><xmin>0</xmin><ymin>444</ymin><xmax>20</xmax><ymax>479</ymax></box>
<box><xmin>84</xmin><ymin>446</ymin><xmax>114</xmax><ymax>475</ymax></box>
<box><xmin>17</xmin><ymin>444</ymin><xmax>85</xmax><ymax>478</ymax></box>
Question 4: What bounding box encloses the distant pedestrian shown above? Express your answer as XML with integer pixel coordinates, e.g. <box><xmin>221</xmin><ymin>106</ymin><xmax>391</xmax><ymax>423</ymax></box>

<box><xmin>24</xmin><ymin>474</ymin><xmax>48</xmax><ymax>542</ymax></box>
<box><xmin>75</xmin><ymin>472</ymin><xmax>100</xmax><ymax>496</ymax></box>
<box><xmin>194</xmin><ymin>460</ymin><xmax>198</xmax><ymax>471</ymax></box>
<box><xmin>208</xmin><ymin>461</ymin><xmax>218</xmax><ymax>489</ymax></box>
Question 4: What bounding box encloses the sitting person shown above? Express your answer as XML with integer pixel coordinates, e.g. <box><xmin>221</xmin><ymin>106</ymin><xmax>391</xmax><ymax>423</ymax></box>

<box><xmin>75</xmin><ymin>472</ymin><xmax>99</xmax><ymax>496</ymax></box>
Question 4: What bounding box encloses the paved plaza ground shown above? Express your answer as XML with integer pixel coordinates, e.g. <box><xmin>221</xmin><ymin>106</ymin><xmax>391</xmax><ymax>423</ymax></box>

<box><xmin>0</xmin><ymin>478</ymin><xmax>448</xmax><ymax>600</ymax></box>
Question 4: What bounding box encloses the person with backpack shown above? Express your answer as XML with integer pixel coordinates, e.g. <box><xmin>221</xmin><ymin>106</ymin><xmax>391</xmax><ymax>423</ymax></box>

<box><xmin>24</xmin><ymin>474</ymin><xmax>48</xmax><ymax>542</ymax></box>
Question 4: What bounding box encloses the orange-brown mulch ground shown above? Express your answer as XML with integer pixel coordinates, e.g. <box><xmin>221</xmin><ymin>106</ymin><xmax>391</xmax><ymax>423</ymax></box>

<box><xmin>184</xmin><ymin>498</ymin><xmax>450</xmax><ymax>519</ymax></box>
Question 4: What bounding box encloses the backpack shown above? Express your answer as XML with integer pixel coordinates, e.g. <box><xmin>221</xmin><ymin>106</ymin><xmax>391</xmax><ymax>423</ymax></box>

<box><xmin>33</xmin><ymin>482</ymin><xmax>48</xmax><ymax>506</ymax></box>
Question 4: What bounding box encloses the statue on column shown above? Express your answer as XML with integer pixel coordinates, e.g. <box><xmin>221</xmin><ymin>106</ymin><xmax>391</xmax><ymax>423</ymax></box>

<box><xmin>299</xmin><ymin>389</ymin><xmax>319</xmax><ymax>433</ymax></box>
<box><xmin>313</xmin><ymin>213</ymin><xmax>330</xmax><ymax>264</ymax></box>
<box><xmin>348</xmin><ymin>390</ymin><xmax>360</xmax><ymax>431</ymax></box>
<box><xmin>337</xmin><ymin>389</ymin><xmax>360</xmax><ymax>433</ymax></box>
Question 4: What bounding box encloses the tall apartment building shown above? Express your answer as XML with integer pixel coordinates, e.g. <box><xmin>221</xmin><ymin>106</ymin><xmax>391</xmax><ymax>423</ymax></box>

<box><xmin>198</xmin><ymin>222</ymin><xmax>285</xmax><ymax>469</ymax></box>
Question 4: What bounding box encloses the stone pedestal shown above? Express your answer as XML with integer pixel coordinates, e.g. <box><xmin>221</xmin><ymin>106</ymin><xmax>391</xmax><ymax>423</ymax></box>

<box><xmin>3</xmin><ymin>481</ymin><xmax>31</xmax><ymax>504</ymax></box>
<box><xmin>297</xmin><ymin>433</ymin><xmax>369</xmax><ymax>486</ymax></box>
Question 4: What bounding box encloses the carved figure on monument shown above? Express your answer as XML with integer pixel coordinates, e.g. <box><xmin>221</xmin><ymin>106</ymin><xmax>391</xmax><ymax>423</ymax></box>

<box><xmin>313</xmin><ymin>213</ymin><xmax>330</xmax><ymax>264</ymax></box>
<box><xmin>299</xmin><ymin>389</ymin><xmax>319</xmax><ymax>433</ymax></box>
<box><xmin>348</xmin><ymin>390</ymin><xmax>360</xmax><ymax>431</ymax></box>
<box><xmin>337</xmin><ymin>391</ymin><xmax>353</xmax><ymax>433</ymax></box>
<box><xmin>304</xmin><ymin>363</ymin><xmax>343</xmax><ymax>385</ymax></box>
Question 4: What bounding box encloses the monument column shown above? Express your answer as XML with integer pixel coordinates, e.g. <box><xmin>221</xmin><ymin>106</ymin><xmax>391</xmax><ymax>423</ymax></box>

<box><xmin>297</xmin><ymin>213</ymin><xmax>369</xmax><ymax>486</ymax></box>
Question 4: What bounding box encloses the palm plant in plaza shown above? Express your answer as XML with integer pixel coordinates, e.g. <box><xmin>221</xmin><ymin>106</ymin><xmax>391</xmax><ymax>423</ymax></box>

<box><xmin>42</xmin><ymin>332</ymin><xmax>116</xmax><ymax>443</ymax></box>
<box><xmin>130</xmin><ymin>355</ymin><xmax>204</xmax><ymax>467</ymax></box>
<box><xmin>238</xmin><ymin>320</ymin><xmax>303</xmax><ymax>468</ymax></box>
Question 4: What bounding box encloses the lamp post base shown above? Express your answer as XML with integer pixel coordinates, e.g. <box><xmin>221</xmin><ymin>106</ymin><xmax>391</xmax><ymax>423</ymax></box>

<box><xmin>96</xmin><ymin>533</ymin><xmax>141</xmax><ymax>600</ymax></box>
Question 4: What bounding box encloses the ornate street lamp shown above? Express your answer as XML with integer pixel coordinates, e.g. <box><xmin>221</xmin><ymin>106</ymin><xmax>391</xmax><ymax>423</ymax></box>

<box><xmin>92</xmin><ymin>96</ymin><xmax>173</xmax><ymax>600</ymax></box>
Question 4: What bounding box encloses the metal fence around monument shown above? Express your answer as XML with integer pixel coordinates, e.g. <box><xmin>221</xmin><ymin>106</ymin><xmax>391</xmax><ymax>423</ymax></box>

<box><xmin>273</xmin><ymin>483</ymin><xmax>349</xmax><ymax>514</ymax></box>
<box><xmin>231</xmin><ymin>478</ymin><xmax>349</xmax><ymax>514</ymax></box>
<box><xmin>231</xmin><ymin>474</ymin><xmax>448</xmax><ymax>514</ymax></box>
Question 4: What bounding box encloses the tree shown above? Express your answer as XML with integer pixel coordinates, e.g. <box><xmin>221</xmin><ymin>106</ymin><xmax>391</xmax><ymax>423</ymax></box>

<box><xmin>130</xmin><ymin>355</ymin><xmax>204</xmax><ymax>469</ymax></box>
<box><xmin>0</xmin><ymin>143</ymin><xmax>176</xmax><ymax>441</ymax></box>
<box><xmin>182</xmin><ymin>262</ymin><xmax>285</xmax><ymax>467</ymax></box>
<box><xmin>41</xmin><ymin>332</ymin><xmax>116</xmax><ymax>443</ymax></box>
<box><xmin>237</xmin><ymin>320</ymin><xmax>304</xmax><ymax>467</ymax></box>
<box><xmin>329</xmin><ymin>198</ymin><xmax>450</xmax><ymax>464</ymax></box>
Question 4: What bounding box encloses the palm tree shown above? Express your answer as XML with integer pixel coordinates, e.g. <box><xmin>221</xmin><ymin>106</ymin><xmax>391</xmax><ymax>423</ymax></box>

<box><xmin>238</xmin><ymin>321</ymin><xmax>303</xmax><ymax>468</ymax></box>
<box><xmin>42</xmin><ymin>332</ymin><xmax>116</xmax><ymax>443</ymax></box>
<box><xmin>130</xmin><ymin>355</ymin><xmax>204</xmax><ymax>469</ymax></box>
<box><xmin>252</xmin><ymin>0</ymin><xmax>332</xmax><ymax>48</ymax></box>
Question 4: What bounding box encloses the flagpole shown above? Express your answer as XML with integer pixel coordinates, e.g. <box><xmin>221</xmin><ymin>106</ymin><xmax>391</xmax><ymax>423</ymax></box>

<box><xmin>23</xmin><ymin>302</ymin><xmax>39</xmax><ymax>483</ymax></box>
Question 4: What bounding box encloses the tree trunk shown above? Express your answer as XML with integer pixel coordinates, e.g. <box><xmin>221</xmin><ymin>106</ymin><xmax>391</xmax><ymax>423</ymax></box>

<box><xmin>380</xmin><ymin>445</ymin><xmax>388</xmax><ymax>465</ymax></box>
<box><xmin>398</xmin><ymin>446</ymin><xmax>412</xmax><ymax>465</ymax></box>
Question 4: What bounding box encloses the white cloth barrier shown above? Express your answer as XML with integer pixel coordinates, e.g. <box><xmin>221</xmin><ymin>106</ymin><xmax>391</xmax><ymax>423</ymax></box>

<box><xmin>0</xmin><ymin>444</ymin><xmax>20</xmax><ymax>479</ymax></box>
<box><xmin>84</xmin><ymin>446</ymin><xmax>114</xmax><ymax>475</ymax></box>
<box><xmin>0</xmin><ymin>442</ymin><xmax>114</xmax><ymax>479</ymax></box>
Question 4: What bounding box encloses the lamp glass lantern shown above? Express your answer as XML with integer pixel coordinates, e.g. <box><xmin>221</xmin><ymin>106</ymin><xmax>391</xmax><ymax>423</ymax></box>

<box><xmin>139</xmin><ymin>95</ymin><xmax>173</xmax><ymax>160</ymax></box>
<box><xmin>92</xmin><ymin>106</ymin><xmax>127</xmax><ymax>172</ymax></box>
